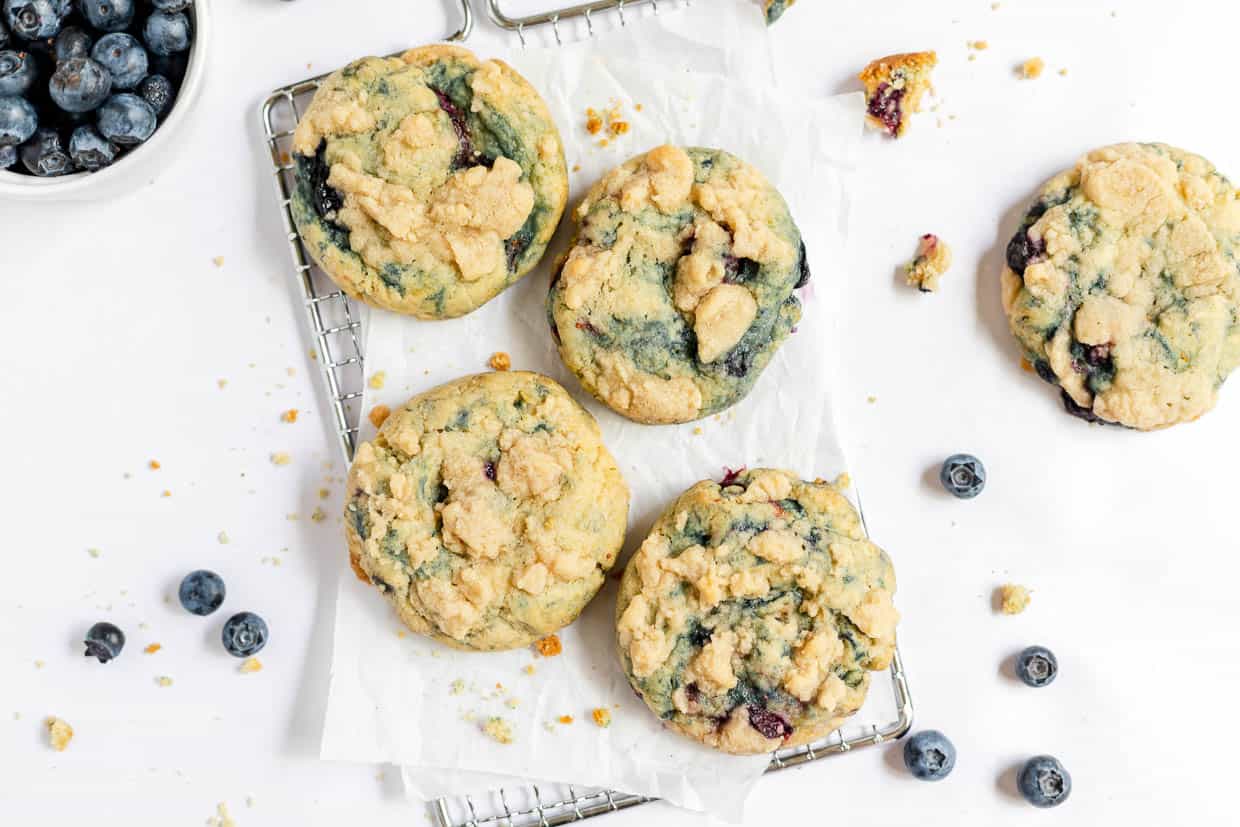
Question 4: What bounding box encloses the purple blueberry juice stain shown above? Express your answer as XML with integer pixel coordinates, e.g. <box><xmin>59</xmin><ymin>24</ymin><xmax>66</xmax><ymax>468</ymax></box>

<box><xmin>433</xmin><ymin>88</ymin><xmax>488</xmax><ymax>169</ymax></box>
<box><xmin>867</xmin><ymin>82</ymin><xmax>905</xmax><ymax>136</ymax></box>
<box><xmin>747</xmin><ymin>707</ymin><xmax>792</xmax><ymax>740</ymax></box>
<box><xmin>720</xmin><ymin>465</ymin><xmax>747</xmax><ymax>486</ymax></box>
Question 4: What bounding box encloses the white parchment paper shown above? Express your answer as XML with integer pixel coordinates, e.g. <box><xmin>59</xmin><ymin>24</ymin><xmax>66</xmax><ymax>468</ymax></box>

<box><xmin>319</xmin><ymin>3</ymin><xmax>865</xmax><ymax>821</ymax></box>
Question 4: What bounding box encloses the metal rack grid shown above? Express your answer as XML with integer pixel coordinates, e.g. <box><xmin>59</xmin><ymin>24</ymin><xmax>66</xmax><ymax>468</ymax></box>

<box><xmin>259</xmin><ymin>1</ymin><xmax>914</xmax><ymax>824</ymax></box>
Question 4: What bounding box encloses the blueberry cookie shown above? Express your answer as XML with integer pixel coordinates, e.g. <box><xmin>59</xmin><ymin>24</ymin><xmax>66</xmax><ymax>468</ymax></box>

<box><xmin>346</xmin><ymin>371</ymin><xmax>629</xmax><ymax>651</ymax></box>
<box><xmin>615</xmin><ymin>469</ymin><xmax>898</xmax><ymax>754</ymax></box>
<box><xmin>291</xmin><ymin>45</ymin><xmax>568</xmax><ymax>320</ymax></box>
<box><xmin>859</xmin><ymin>51</ymin><xmax>937</xmax><ymax>138</ymax></box>
<box><xmin>548</xmin><ymin>145</ymin><xmax>808</xmax><ymax>424</ymax></box>
<box><xmin>1002</xmin><ymin>143</ymin><xmax>1240</xmax><ymax>429</ymax></box>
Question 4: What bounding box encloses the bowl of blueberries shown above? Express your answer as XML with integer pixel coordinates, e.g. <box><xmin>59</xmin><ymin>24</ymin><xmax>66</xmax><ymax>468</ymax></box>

<box><xmin>0</xmin><ymin>0</ymin><xmax>208</xmax><ymax>198</ymax></box>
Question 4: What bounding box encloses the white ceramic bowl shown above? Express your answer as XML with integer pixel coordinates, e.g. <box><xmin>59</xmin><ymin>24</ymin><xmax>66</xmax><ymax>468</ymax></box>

<box><xmin>0</xmin><ymin>0</ymin><xmax>211</xmax><ymax>201</ymax></box>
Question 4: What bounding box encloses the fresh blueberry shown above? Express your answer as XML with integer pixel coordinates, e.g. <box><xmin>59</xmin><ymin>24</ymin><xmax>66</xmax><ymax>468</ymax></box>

<box><xmin>53</xmin><ymin>26</ymin><xmax>91</xmax><ymax>62</ymax></box>
<box><xmin>91</xmin><ymin>32</ymin><xmax>146</xmax><ymax>90</ymax></box>
<box><xmin>1018</xmin><ymin>755</ymin><xmax>1071</xmax><ymax>807</ymax></box>
<box><xmin>3</xmin><ymin>0</ymin><xmax>63</xmax><ymax>40</ymax></box>
<box><xmin>80</xmin><ymin>0</ymin><xmax>134</xmax><ymax>33</ymax></box>
<box><xmin>903</xmin><ymin>730</ymin><xmax>956</xmax><ymax>781</ymax></box>
<box><xmin>50</xmin><ymin>57</ymin><xmax>112</xmax><ymax>112</ymax></box>
<box><xmin>0</xmin><ymin>94</ymin><xmax>36</xmax><ymax>144</ymax></box>
<box><xmin>178</xmin><ymin>569</ymin><xmax>225</xmax><ymax>616</ymax></box>
<box><xmin>0</xmin><ymin>142</ymin><xmax>15</xmax><ymax>168</ymax></box>
<box><xmin>221</xmin><ymin>611</ymin><xmax>269</xmax><ymax>658</ymax></box>
<box><xmin>939</xmin><ymin>453</ymin><xmax>986</xmax><ymax>499</ymax></box>
<box><xmin>0</xmin><ymin>49</ymin><xmax>34</xmax><ymax>96</ymax></box>
<box><xmin>151</xmin><ymin>0</ymin><xmax>191</xmax><ymax>10</ymax></box>
<box><xmin>68</xmin><ymin>124</ymin><xmax>115</xmax><ymax>170</ymax></box>
<box><xmin>97</xmin><ymin>92</ymin><xmax>154</xmax><ymax>144</ymax></box>
<box><xmin>20</xmin><ymin>126</ymin><xmax>70</xmax><ymax>174</ymax></box>
<box><xmin>1015</xmin><ymin>645</ymin><xmax>1058</xmax><ymax>688</ymax></box>
<box><xmin>137</xmin><ymin>73</ymin><xmax>172</xmax><ymax>115</ymax></box>
<box><xmin>142</xmin><ymin>11</ymin><xmax>189</xmax><ymax>57</ymax></box>
<box><xmin>83</xmin><ymin>620</ymin><xmax>126</xmax><ymax>663</ymax></box>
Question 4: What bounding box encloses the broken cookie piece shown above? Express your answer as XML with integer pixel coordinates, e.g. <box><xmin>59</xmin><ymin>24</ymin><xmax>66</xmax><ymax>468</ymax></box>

<box><xmin>859</xmin><ymin>51</ymin><xmax>938</xmax><ymax>137</ymax></box>
<box><xmin>905</xmin><ymin>234</ymin><xmax>953</xmax><ymax>292</ymax></box>
<box><xmin>45</xmin><ymin>717</ymin><xmax>74</xmax><ymax>751</ymax></box>
<box><xmin>997</xmin><ymin>583</ymin><xmax>1031</xmax><ymax>615</ymax></box>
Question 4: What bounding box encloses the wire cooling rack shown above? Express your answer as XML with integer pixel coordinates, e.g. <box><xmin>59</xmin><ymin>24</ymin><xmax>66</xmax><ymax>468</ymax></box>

<box><xmin>260</xmin><ymin>1</ymin><xmax>914</xmax><ymax>824</ymax></box>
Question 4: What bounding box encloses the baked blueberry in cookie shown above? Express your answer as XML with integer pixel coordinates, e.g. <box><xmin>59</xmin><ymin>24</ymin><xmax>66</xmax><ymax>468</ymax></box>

<box><xmin>345</xmin><ymin>371</ymin><xmax>629</xmax><ymax>651</ymax></box>
<box><xmin>1002</xmin><ymin>143</ymin><xmax>1240</xmax><ymax>429</ymax></box>
<box><xmin>548</xmin><ymin>145</ymin><xmax>807</xmax><ymax>424</ymax></box>
<box><xmin>615</xmin><ymin>469</ymin><xmax>899</xmax><ymax>754</ymax></box>
<box><xmin>290</xmin><ymin>45</ymin><xmax>568</xmax><ymax>320</ymax></box>
<box><xmin>858</xmin><ymin>52</ymin><xmax>937</xmax><ymax>138</ymax></box>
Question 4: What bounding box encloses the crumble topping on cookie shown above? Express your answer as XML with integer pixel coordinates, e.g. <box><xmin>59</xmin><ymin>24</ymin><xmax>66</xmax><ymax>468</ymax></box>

<box><xmin>859</xmin><ymin>52</ymin><xmax>938</xmax><ymax>138</ymax></box>
<box><xmin>346</xmin><ymin>372</ymin><xmax>628</xmax><ymax>650</ymax></box>
<box><xmin>905</xmin><ymin>234</ymin><xmax>953</xmax><ymax>292</ymax></box>
<box><xmin>616</xmin><ymin>469</ymin><xmax>898</xmax><ymax>754</ymax></box>
<box><xmin>550</xmin><ymin>146</ymin><xmax>807</xmax><ymax>424</ymax></box>
<box><xmin>1002</xmin><ymin>143</ymin><xmax>1240</xmax><ymax>429</ymax></box>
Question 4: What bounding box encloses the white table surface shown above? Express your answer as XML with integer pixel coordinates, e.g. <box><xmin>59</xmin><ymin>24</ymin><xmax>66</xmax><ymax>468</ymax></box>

<box><xmin>3</xmin><ymin>0</ymin><xmax>1237</xmax><ymax>823</ymax></box>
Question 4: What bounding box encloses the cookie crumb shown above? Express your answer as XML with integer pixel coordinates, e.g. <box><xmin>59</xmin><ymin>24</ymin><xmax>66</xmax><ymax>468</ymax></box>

<box><xmin>967</xmin><ymin>39</ymin><xmax>988</xmax><ymax>50</ymax></box>
<box><xmin>86</xmin><ymin>548</ymin><xmax>101</xmax><ymax>558</ymax></box>
<box><xmin>281</xmin><ymin>409</ymin><xmax>298</xmax><ymax>423</ymax></box>
<box><xmin>859</xmin><ymin>51</ymin><xmax>937</xmax><ymax>137</ymax></box>
<box><xmin>160</xmin><ymin>490</ymin><xmax>171</xmax><ymax>498</ymax></box>
<box><xmin>996</xmin><ymin>583</ymin><xmax>1032</xmax><ymax>615</ymax></box>
<box><xmin>240</xmin><ymin>657</ymin><xmax>263</xmax><ymax>674</ymax></box>
<box><xmin>367</xmin><ymin>371</ymin><xmax>386</xmax><ymax>390</ymax></box>
<box><xmin>310</xmin><ymin>507</ymin><xmax>327</xmax><ymax>523</ymax></box>
<box><xmin>557</xmin><ymin>715</ymin><xmax>574</xmax><ymax>725</ymax></box>
<box><xmin>522</xmin><ymin>664</ymin><xmax>536</xmax><ymax>676</ymax></box>
<box><xmin>1019</xmin><ymin>57</ymin><xmax>1045</xmax><ymax>79</ymax></box>
<box><xmin>156</xmin><ymin>676</ymin><xmax>173</xmax><ymax>688</ymax></box>
<box><xmin>270</xmin><ymin>452</ymin><xmax>292</xmax><ymax>466</ymax></box>
<box><xmin>488</xmin><ymin>351</ymin><xmax>511</xmax><ymax>371</ymax></box>
<box><xmin>505</xmin><ymin>698</ymin><xmax>520</xmax><ymax>709</ymax></box>
<box><xmin>148</xmin><ymin>459</ymin><xmax>161</xmax><ymax>470</ymax></box>
<box><xmin>1058</xmin><ymin>67</ymin><xmax>1069</xmax><ymax>77</ymax></box>
<box><xmin>592</xmin><ymin>707</ymin><xmax>612</xmax><ymax>728</ymax></box>
<box><xmin>206</xmin><ymin>802</ymin><xmax>236</xmax><ymax>827</ymax></box>
<box><xmin>905</xmin><ymin>233</ymin><xmax>953</xmax><ymax>292</ymax></box>
<box><xmin>368</xmin><ymin>404</ymin><xmax>391</xmax><ymax>429</ymax></box>
<box><xmin>866</xmin><ymin>395</ymin><xmax>877</xmax><ymax>404</ymax></box>
<box><xmin>144</xmin><ymin>643</ymin><xmax>161</xmax><ymax>655</ymax></box>
<box><xmin>217</xmin><ymin>379</ymin><xmax>228</xmax><ymax>389</ymax></box>
<box><xmin>217</xmin><ymin>531</ymin><xmax>230</xmax><ymax>545</ymax></box>
<box><xmin>534</xmin><ymin>634</ymin><xmax>562</xmax><ymax>657</ymax></box>
<box><xmin>571</xmin><ymin>163</ymin><xmax>581</xmax><ymax>172</ymax></box>
<box><xmin>318</xmin><ymin>488</ymin><xmax>330</xmax><ymax>499</ymax></box>
<box><xmin>449</xmin><ymin>678</ymin><xmax>466</xmax><ymax>696</ymax></box>
<box><xmin>482</xmin><ymin>717</ymin><xmax>514</xmax><ymax>745</ymax></box>
<box><xmin>45</xmin><ymin>717</ymin><xmax>73</xmax><ymax>751</ymax></box>
<box><xmin>212</xmin><ymin>256</ymin><xmax>225</xmax><ymax>268</ymax></box>
<box><xmin>585</xmin><ymin>109</ymin><xmax>603</xmax><ymax>135</ymax></box>
<box><xmin>33</xmin><ymin>659</ymin><xmax>44</xmax><ymax>669</ymax></box>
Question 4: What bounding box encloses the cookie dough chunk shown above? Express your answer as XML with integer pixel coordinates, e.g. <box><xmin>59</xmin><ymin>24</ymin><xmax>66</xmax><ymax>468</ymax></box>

<box><xmin>1002</xmin><ymin>143</ymin><xmax>1240</xmax><ymax>429</ymax></box>
<box><xmin>859</xmin><ymin>51</ymin><xmax>937</xmax><ymax>138</ymax></box>
<box><xmin>615</xmin><ymin>469</ymin><xmax>899</xmax><ymax>754</ymax></box>
<box><xmin>345</xmin><ymin>372</ymin><xmax>629</xmax><ymax>650</ymax></box>
<box><xmin>548</xmin><ymin>145</ymin><xmax>808</xmax><ymax>424</ymax></box>
<box><xmin>763</xmin><ymin>0</ymin><xmax>796</xmax><ymax>24</ymax></box>
<box><xmin>905</xmin><ymin>233</ymin><xmax>952</xmax><ymax>292</ymax></box>
<box><xmin>291</xmin><ymin>45</ymin><xmax>568</xmax><ymax>319</ymax></box>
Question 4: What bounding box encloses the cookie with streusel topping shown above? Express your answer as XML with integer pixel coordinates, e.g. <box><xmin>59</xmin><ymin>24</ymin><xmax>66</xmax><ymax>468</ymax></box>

<box><xmin>345</xmin><ymin>371</ymin><xmax>629</xmax><ymax>651</ymax></box>
<box><xmin>290</xmin><ymin>45</ymin><xmax>568</xmax><ymax>320</ymax></box>
<box><xmin>615</xmin><ymin>469</ymin><xmax>898</xmax><ymax>755</ymax></box>
<box><xmin>1002</xmin><ymin>143</ymin><xmax>1240</xmax><ymax>429</ymax></box>
<box><xmin>548</xmin><ymin>145</ymin><xmax>808</xmax><ymax>425</ymax></box>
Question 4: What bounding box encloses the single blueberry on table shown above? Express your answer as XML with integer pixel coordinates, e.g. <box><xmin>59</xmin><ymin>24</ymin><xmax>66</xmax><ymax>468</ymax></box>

<box><xmin>939</xmin><ymin>453</ymin><xmax>986</xmax><ymax>499</ymax></box>
<box><xmin>0</xmin><ymin>142</ymin><xmax>15</xmax><ymax>168</ymax></box>
<box><xmin>20</xmin><ymin>126</ymin><xmax>71</xmax><ymax>175</ymax></box>
<box><xmin>4</xmin><ymin>0</ymin><xmax>63</xmax><ymax>41</ymax></box>
<box><xmin>97</xmin><ymin>92</ymin><xmax>155</xmax><ymax>144</ymax></box>
<box><xmin>80</xmin><ymin>0</ymin><xmax>134</xmax><ymax>33</ymax></box>
<box><xmin>91</xmin><ymin>32</ymin><xmax>147</xmax><ymax>90</ymax></box>
<box><xmin>83</xmin><ymin>621</ymin><xmax>126</xmax><ymax>663</ymax></box>
<box><xmin>142</xmin><ymin>11</ymin><xmax>190</xmax><ymax>57</ymax></box>
<box><xmin>903</xmin><ymin>730</ymin><xmax>956</xmax><ymax>781</ymax></box>
<box><xmin>0</xmin><ymin>48</ymin><xmax>34</xmax><ymax>96</ymax></box>
<box><xmin>69</xmin><ymin>124</ymin><xmax>116</xmax><ymax>170</ymax></box>
<box><xmin>53</xmin><ymin>26</ymin><xmax>92</xmax><ymax>62</ymax></box>
<box><xmin>138</xmin><ymin>73</ymin><xmax>172</xmax><ymax>115</ymax></box>
<box><xmin>178</xmin><ymin>569</ymin><xmax>226</xmax><ymax>615</ymax></box>
<box><xmin>222</xmin><ymin>611</ymin><xmax>269</xmax><ymax>658</ymax></box>
<box><xmin>50</xmin><ymin>57</ymin><xmax>112</xmax><ymax>113</ymax></box>
<box><xmin>1018</xmin><ymin>755</ymin><xmax>1071</xmax><ymax>807</ymax></box>
<box><xmin>1015</xmin><ymin>645</ymin><xmax>1058</xmax><ymax>688</ymax></box>
<box><xmin>0</xmin><ymin>93</ymin><xmax>35</xmax><ymax>144</ymax></box>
